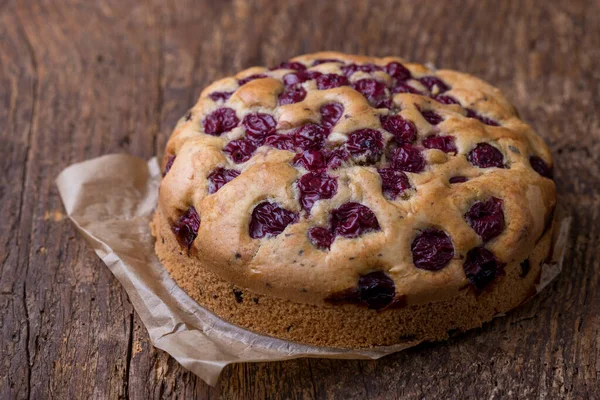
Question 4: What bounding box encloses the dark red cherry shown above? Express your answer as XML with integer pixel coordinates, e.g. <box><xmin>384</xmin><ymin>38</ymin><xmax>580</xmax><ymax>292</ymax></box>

<box><xmin>330</xmin><ymin>202</ymin><xmax>380</xmax><ymax>238</ymax></box>
<box><xmin>292</xmin><ymin>150</ymin><xmax>327</xmax><ymax>171</ymax></box>
<box><xmin>312</xmin><ymin>58</ymin><xmax>343</xmax><ymax>66</ymax></box>
<box><xmin>421</xmin><ymin>110</ymin><xmax>443</xmax><ymax>125</ymax></box>
<box><xmin>392</xmin><ymin>81</ymin><xmax>422</xmax><ymax>94</ymax></box>
<box><xmin>282</xmin><ymin>70</ymin><xmax>322</xmax><ymax>87</ymax></box>
<box><xmin>279</xmin><ymin>86</ymin><xmax>307</xmax><ymax>105</ymax></box>
<box><xmin>238</xmin><ymin>74</ymin><xmax>268</xmax><ymax>86</ymax></box>
<box><xmin>297</xmin><ymin>172</ymin><xmax>338</xmax><ymax>212</ymax></box>
<box><xmin>411</xmin><ymin>229</ymin><xmax>455</xmax><ymax>271</ymax></box>
<box><xmin>271</xmin><ymin>61</ymin><xmax>307</xmax><ymax>71</ymax></box>
<box><xmin>418</xmin><ymin>76</ymin><xmax>450</xmax><ymax>93</ymax></box>
<box><xmin>326</xmin><ymin>149</ymin><xmax>349</xmax><ymax>169</ymax></box>
<box><xmin>345</xmin><ymin>129</ymin><xmax>384</xmax><ymax>164</ymax></box>
<box><xmin>172</xmin><ymin>206</ymin><xmax>201</xmax><ymax>250</ymax></box>
<box><xmin>208</xmin><ymin>91</ymin><xmax>234</xmax><ymax>102</ymax></box>
<box><xmin>264</xmin><ymin>134</ymin><xmax>296</xmax><ymax>151</ymax></box>
<box><xmin>529</xmin><ymin>156</ymin><xmax>553</xmax><ymax>179</ymax></box>
<box><xmin>378</xmin><ymin>168</ymin><xmax>411</xmax><ymax>200</ymax></box>
<box><xmin>380</xmin><ymin>114</ymin><xmax>417</xmax><ymax>144</ymax></box>
<box><xmin>466</xmin><ymin>109</ymin><xmax>499</xmax><ymax>126</ymax></box>
<box><xmin>243</xmin><ymin>113</ymin><xmax>277</xmax><ymax>145</ymax></box>
<box><xmin>316</xmin><ymin>74</ymin><xmax>350</xmax><ymax>90</ymax></box>
<box><xmin>207</xmin><ymin>168</ymin><xmax>240</xmax><ymax>194</ymax></box>
<box><xmin>163</xmin><ymin>155</ymin><xmax>176</xmax><ymax>176</ymax></box>
<box><xmin>463</xmin><ymin>247</ymin><xmax>505</xmax><ymax>291</ymax></box>
<box><xmin>449</xmin><ymin>176</ymin><xmax>468</xmax><ymax>184</ymax></box>
<box><xmin>308</xmin><ymin>226</ymin><xmax>334</xmax><ymax>249</ymax></box>
<box><xmin>422</xmin><ymin>135</ymin><xmax>457</xmax><ymax>153</ymax></box>
<box><xmin>326</xmin><ymin>271</ymin><xmax>395</xmax><ymax>310</ymax></box>
<box><xmin>465</xmin><ymin>197</ymin><xmax>505</xmax><ymax>242</ymax></box>
<box><xmin>293</xmin><ymin>124</ymin><xmax>329</xmax><ymax>150</ymax></box>
<box><xmin>320</xmin><ymin>103</ymin><xmax>344</xmax><ymax>128</ymax></box>
<box><xmin>467</xmin><ymin>143</ymin><xmax>505</xmax><ymax>168</ymax></box>
<box><xmin>391</xmin><ymin>144</ymin><xmax>426</xmax><ymax>173</ymax></box>
<box><xmin>223</xmin><ymin>139</ymin><xmax>257</xmax><ymax>163</ymax></box>
<box><xmin>385</xmin><ymin>62</ymin><xmax>411</xmax><ymax>81</ymax></box>
<box><xmin>341</xmin><ymin>63</ymin><xmax>383</xmax><ymax>77</ymax></box>
<box><xmin>203</xmin><ymin>108</ymin><xmax>239</xmax><ymax>136</ymax></box>
<box><xmin>434</xmin><ymin>95</ymin><xmax>459</xmax><ymax>105</ymax></box>
<box><xmin>249</xmin><ymin>202</ymin><xmax>298</xmax><ymax>239</ymax></box>
<box><xmin>352</xmin><ymin>79</ymin><xmax>390</xmax><ymax>108</ymax></box>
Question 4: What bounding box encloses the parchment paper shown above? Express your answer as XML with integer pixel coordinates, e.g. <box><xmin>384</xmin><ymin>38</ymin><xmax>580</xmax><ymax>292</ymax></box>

<box><xmin>56</xmin><ymin>154</ymin><xmax>570</xmax><ymax>386</ymax></box>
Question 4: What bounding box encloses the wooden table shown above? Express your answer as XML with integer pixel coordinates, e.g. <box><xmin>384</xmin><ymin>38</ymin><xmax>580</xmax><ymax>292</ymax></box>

<box><xmin>2</xmin><ymin>0</ymin><xmax>598</xmax><ymax>398</ymax></box>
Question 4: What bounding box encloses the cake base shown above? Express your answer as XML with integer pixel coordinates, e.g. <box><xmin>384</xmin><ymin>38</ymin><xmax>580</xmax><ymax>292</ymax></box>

<box><xmin>151</xmin><ymin>210</ymin><xmax>552</xmax><ymax>349</ymax></box>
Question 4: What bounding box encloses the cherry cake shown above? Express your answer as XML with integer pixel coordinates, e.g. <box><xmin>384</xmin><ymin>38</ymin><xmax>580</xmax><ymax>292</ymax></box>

<box><xmin>151</xmin><ymin>52</ymin><xmax>556</xmax><ymax>349</ymax></box>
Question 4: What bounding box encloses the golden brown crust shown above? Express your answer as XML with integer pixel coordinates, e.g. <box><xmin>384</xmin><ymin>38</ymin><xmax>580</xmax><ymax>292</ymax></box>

<box><xmin>152</xmin><ymin>52</ymin><xmax>556</xmax><ymax>347</ymax></box>
<box><xmin>152</xmin><ymin>210</ymin><xmax>553</xmax><ymax>349</ymax></box>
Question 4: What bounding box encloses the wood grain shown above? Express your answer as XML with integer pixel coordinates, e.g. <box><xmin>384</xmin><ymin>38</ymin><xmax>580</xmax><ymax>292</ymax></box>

<box><xmin>1</xmin><ymin>0</ymin><xmax>598</xmax><ymax>399</ymax></box>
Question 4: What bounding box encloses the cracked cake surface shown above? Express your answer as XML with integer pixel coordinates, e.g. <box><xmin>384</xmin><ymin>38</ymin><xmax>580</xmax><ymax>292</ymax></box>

<box><xmin>151</xmin><ymin>51</ymin><xmax>556</xmax><ymax>348</ymax></box>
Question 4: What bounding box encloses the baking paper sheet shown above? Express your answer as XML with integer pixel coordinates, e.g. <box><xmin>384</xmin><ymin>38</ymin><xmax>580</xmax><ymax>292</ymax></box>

<box><xmin>56</xmin><ymin>154</ymin><xmax>570</xmax><ymax>386</ymax></box>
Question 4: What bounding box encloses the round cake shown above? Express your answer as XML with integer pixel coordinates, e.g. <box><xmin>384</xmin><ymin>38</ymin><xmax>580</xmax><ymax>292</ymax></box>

<box><xmin>151</xmin><ymin>52</ymin><xmax>556</xmax><ymax>349</ymax></box>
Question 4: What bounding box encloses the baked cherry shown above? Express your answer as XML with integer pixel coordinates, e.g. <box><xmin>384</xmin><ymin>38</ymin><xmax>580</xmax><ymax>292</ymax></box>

<box><xmin>172</xmin><ymin>206</ymin><xmax>201</xmax><ymax>250</ymax></box>
<box><xmin>282</xmin><ymin>71</ymin><xmax>322</xmax><ymax>87</ymax></box>
<box><xmin>312</xmin><ymin>58</ymin><xmax>342</xmax><ymax>66</ymax></box>
<box><xmin>418</xmin><ymin>76</ymin><xmax>450</xmax><ymax>93</ymax></box>
<box><xmin>385</xmin><ymin>62</ymin><xmax>411</xmax><ymax>81</ymax></box>
<box><xmin>421</xmin><ymin>110</ymin><xmax>443</xmax><ymax>125</ymax></box>
<box><xmin>163</xmin><ymin>155</ymin><xmax>176</xmax><ymax>176</ymax></box>
<box><xmin>392</xmin><ymin>81</ymin><xmax>421</xmax><ymax>94</ymax></box>
<box><xmin>207</xmin><ymin>168</ymin><xmax>240</xmax><ymax>194</ymax></box>
<box><xmin>297</xmin><ymin>171</ymin><xmax>338</xmax><ymax>212</ymax></box>
<box><xmin>293</xmin><ymin>123</ymin><xmax>329</xmax><ymax>150</ymax></box>
<box><xmin>530</xmin><ymin>156</ymin><xmax>553</xmax><ymax>179</ymax></box>
<box><xmin>243</xmin><ymin>113</ymin><xmax>277</xmax><ymax>145</ymax></box>
<box><xmin>378</xmin><ymin>168</ymin><xmax>411</xmax><ymax>200</ymax></box>
<box><xmin>466</xmin><ymin>109</ymin><xmax>499</xmax><ymax>126</ymax></box>
<box><xmin>331</xmin><ymin>202</ymin><xmax>380</xmax><ymax>238</ymax></box>
<box><xmin>391</xmin><ymin>144</ymin><xmax>426</xmax><ymax>173</ymax></box>
<box><xmin>320</xmin><ymin>103</ymin><xmax>344</xmax><ymax>128</ymax></box>
<box><xmin>238</xmin><ymin>74</ymin><xmax>268</xmax><ymax>86</ymax></box>
<box><xmin>326</xmin><ymin>271</ymin><xmax>395</xmax><ymax>310</ymax></box>
<box><xmin>422</xmin><ymin>135</ymin><xmax>457</xmax><ymax>153</ymax></box>
<box><xmin>352</xmin><ymin>79</ymin><xmax>390</xmax><ymax>108</ymax></box>
<box><xmin>380</xmin><ymin>114</ymin><xmax>417</xmax><ymax>144</ymax></box>
<box><xmin>316</xmin><ymin>74</ymin><xmax>349</xmax><ymax>90</ymax></box>
<box><xmin>203</xmin><ymin>108</ymin><xmax>239</xmax><ymax>136</ymax></box>
<box><xmin>264</xmin><ymin>134</ymin><xmax>296</xmax><ymax>151</ymax></box>
<box><xmin>341</xmin><ymin>63</ymin><xmax>383</xmax><ymax>77</ymax></box>
<box><xmin>449</xmin><ymin>176</ymin><xmax>468</xmax><ymax>184</ymax></box>
<box><xmin>308</xmin><ymin>226</ymin><xmax>334</xmax><ymax>249</ymax></box>
<box><xmin>465</xmin><ymin>197</ymin><xmax>505</xmax><ymax>242</ymax></box>
<box><xmin>411</xmin><ymin>229</ymin><xmax>454</xmax><ymax>271</ymax></box>
<box><xmin>467</xmin><ymin>143</ymin><xmax>505</xmax><ymax>168</ymax></box>
<box><xmin>345</xmin><ymin>129</ymin><xmax>384</xmax><ymax>164</ymax></box>
<box><xmin>326</xmin><ymin>148</ymin><xmax>349</xmax><ymax>169</ymax></box>
<box><xmin>292</xmin><ymin>150</ymin><xmax>327</xmax><ymax>171</ymax></box>
<box><xmin>271</xmin><ymin>61</ymin><xmax>306</xmax><ymax>71</ymax></box>
<box><xmin>434</xmin><ymin>95</ymin><xmax>459</xmax><ymax>105</ymax></box>
<box><xmin>208</xmin><ymin>91</ymin><xmax>234</xmax><ymax>102</ymax></box>
<box><xmin>463</xmin><ymin>247</ymin><xmax>505</xmax><ymax>291</ymax></box>
<box><xmin>279</xmin><ymin>86</ymin><xmax>307</xmax><ymax>105</ymax></box>
<box><xmin>249</xmin><ymin>202</ymin><xmax>298</xmax><ymax>239</ymax></box>
<box><xmin>223</xmin><ymin>139</ymin><xmax>257</xmax><ymax>163</ymax></box>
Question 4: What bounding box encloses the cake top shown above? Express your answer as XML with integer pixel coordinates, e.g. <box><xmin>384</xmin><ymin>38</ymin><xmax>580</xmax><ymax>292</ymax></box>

<box><xmin>158</xmin><ymin>51</ymin><xmax>556</xmax><ymax>309</ymax></box>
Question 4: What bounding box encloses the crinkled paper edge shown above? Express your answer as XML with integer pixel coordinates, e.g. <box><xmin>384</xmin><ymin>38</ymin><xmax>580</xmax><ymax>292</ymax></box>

<box><xmin>56</xmin><ymin>154</ymin><xmax>570</xmax><ymax>386</ymax></box>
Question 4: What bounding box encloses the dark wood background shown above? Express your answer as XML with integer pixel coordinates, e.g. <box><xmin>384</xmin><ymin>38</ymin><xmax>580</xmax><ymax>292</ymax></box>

<box><xmin>1</xmin><ymin>0</ymin><xmax>598</xmax><ymax>398</ymax></box>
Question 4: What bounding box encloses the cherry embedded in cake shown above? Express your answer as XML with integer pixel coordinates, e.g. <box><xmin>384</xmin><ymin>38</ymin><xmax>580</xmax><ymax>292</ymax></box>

<box><xmin>153</xmin><ymin>52</ymin><xmax>557</xmax><ymax>350</ymax></box>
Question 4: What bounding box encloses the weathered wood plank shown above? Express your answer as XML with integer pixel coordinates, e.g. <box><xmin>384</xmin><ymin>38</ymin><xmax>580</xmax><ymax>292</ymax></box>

<box><xmin>1</xmin><ymin>0</ymin><xmax>598</xmax><ymax>399</ymax></box>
